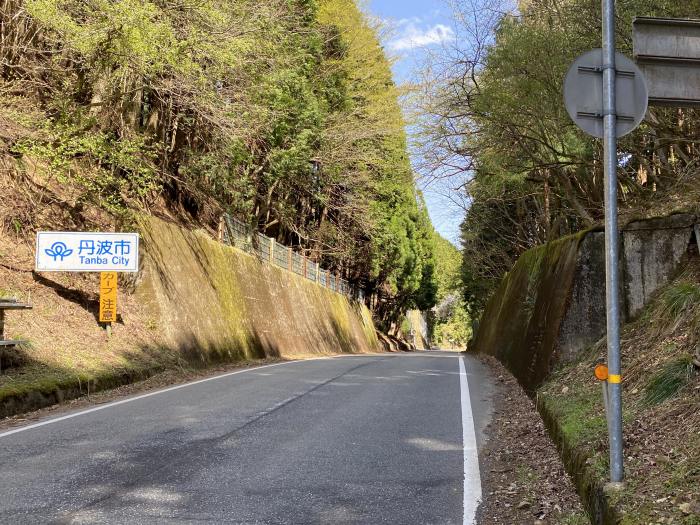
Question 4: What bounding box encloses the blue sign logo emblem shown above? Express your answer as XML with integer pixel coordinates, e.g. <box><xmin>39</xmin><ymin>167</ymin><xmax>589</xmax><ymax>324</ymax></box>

<box><xmin>44</xmin><ymin>242</ymin><xmax>73</xmax><ymax>261</ymax></box>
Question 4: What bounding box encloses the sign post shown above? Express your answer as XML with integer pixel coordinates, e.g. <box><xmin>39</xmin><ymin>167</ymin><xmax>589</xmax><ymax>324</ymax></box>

<box><xmin>601</xmin><ymin>0</ymin><xmax>624</xmax><ymax>485</ymax></box>
<box><xmin>563</xmin><ymin>0</ymin><xmax>642</xmax><ymax>485</ymax></box>
<box><xmin>565</xmin><ymin>11</ymin><xmax>700</xmax><ymax>486</ymax></box>
<box><xmin>35</xmin><ymin>232</ymin><xmax>139</xmax><ymax>333</ymax></box>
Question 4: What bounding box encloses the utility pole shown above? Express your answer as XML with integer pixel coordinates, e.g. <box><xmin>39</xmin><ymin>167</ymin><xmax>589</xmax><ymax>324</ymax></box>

<box><xmin>602</xmin><ymin>0</ymin><xmax>624</xmax><ymax>484</ymax></box>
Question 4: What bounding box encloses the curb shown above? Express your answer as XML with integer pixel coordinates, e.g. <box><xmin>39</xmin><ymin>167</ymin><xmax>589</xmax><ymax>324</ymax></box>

<box><xmin>0</xmin><ymin>366</ymin><xmax>164</xmax><ymax>419</ymax></box>
<box><xmin>536</xmin><ymin>394</ymin><xmax>623</xmax><ymax>525</ymax></box>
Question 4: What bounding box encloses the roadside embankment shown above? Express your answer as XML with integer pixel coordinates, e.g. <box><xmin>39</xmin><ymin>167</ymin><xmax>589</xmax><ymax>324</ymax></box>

<box><xmin>137</xmin><ymin>217</ymin><xmax>379</xmax><ymax>361</ymax></box>
<box><xmin>538</xmin><ymin>257</ymin><xmax>700</xmax><ymax>524</ymax></box>
<box><xmin>476</xmin><ymin>356</ymin><xmax>587</xmax><ymax>525</ymax></box>
<box><xmin>471</xmin><ymin>213</ymin><xmax>697</xmax><ymax>391</ymax></box>
<box><xmin>0</xmin><ymin>217</ymin><xmax>379</xmax><ymax>418</ymax></box>
<box><xmin>469</xmin><ymin>231</ymin><xmax>586</xmax><ymax>390</ymax></box>
<box><xmin>470</xmin><ymin>212</ymin><xmax>699</xmax><ymax>524</ymax></box>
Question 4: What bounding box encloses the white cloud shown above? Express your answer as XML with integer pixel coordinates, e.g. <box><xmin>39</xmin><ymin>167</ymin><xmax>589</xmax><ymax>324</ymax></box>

<box><xmin>388</xmin><ymin>22</ymin><xmax>455</xmax><ymax>51</ymax></box>
<box><xmin>395</xmin><ymin>16</ymin><xmax>423</xmax><ymax>27</ymax></box>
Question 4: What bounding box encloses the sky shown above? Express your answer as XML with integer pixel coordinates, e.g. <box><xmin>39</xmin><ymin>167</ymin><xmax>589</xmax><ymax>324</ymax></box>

<box><xmin>368</xmin><ymin>0</ymin><xmax>465</xmax><ymax>245</ymax></box>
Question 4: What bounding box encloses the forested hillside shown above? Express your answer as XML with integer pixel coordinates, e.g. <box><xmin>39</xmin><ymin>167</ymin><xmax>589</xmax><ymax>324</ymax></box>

<box><xmin>419</xmin><ymin>0</ymin><xmax>700</xmax><ymax>314</ymax></box>
<box><xmin>429</xmin><ymin>234</ymin><xmax>471</xmax><ymax>348</ymax></box>
<box><xmin>0</xmin><ymin>0</ymin><xmax>436</xmax><ymax>324</ymax></box>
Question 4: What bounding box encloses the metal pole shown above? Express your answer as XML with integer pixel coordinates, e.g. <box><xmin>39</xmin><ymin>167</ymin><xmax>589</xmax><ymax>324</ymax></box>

<box><xmin>601</xmin><ymin>381</ymin><xmax>612</xmax><ymax>440</ymax></box>
<box><xmin>602</xmin><ymin>0</ymin><xmax>623</xmax><ymax>483</ymax></box>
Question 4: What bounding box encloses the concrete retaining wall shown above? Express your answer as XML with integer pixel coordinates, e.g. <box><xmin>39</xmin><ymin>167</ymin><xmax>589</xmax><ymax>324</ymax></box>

<box><xmin>556</xmin><ymin>231</ymin><xmax>608</xmax><ymax>362</ymax></box>
<box><xmin>470</xmin><ymin>233</ymin><xmax>584</xmax><ymax>390</ymax></box>
<box><xmin>137</xmin><ymin>218</ymin><xmax>379</xmax><ymax>362</ymax></box>
<box><xmin>471</xmin><ymin>213</ymin><xmax>697</xmax><ymax>390</ymax></box>
<box><xmin>622</xmin><ymin>214</ymin><xmax>696</xmax><ymax>319</ymax></box>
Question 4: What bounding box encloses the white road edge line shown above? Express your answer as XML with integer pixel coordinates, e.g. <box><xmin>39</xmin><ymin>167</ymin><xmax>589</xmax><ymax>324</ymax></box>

<box><xmin>0</xmin><ymin>357</ymin><xmax>343</xmax><ymax>439</ymax></box>
<box><xmin>459</xmin><ymin>356</ymin><xmax>482</xmax><ymax>525</ymax></box>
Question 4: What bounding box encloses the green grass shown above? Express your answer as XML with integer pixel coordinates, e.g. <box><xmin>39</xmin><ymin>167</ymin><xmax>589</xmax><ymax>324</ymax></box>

<box><xmin>662</xmin><ymin>281</ymin><xmax>700</xmax><ymax>320</ymax></box>
<box><xmin>559</xmin><ymin>512</ymin><xmax>591</xmax><ymax>525</ymax></box>
<box><xmin>643</xmin><ymin>356</ymin><xmax>697</xmax><ymax>406</ymax></box>
<box><xmin>547</xmin><ymin>389</ymin><xmax>608</xmax><ymax>446</ymax></box>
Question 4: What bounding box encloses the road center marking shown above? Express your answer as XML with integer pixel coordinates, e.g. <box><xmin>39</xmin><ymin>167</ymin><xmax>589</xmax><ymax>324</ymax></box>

<box><xmin>0</xmin><ymin>352</ymin><xmax>461</xmax><ymax>441</ymax></box>
<box><xmin>0</xmin><ymin>359</ymin><xmax>330</xmax><ymax>439</ymax></box>
<box><xmin>459</xmin><ymin>356</ymin><xmax>482</xmax><ymax>525</ymax></box>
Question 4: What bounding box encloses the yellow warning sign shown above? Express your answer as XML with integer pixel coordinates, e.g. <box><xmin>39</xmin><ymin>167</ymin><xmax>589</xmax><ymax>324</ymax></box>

<box><xmin>99</xmin><ymin>272</ymin><xmax>117</xmax><ymax>323</ymax></box>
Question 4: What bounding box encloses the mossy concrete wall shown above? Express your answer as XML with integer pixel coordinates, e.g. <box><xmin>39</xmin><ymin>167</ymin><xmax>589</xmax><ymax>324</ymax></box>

<box><xmin>556</xmin><ymin>231</ymin><xmax>608</xmax><ymax>362</ymax></box>
<box><xmin>137</xmin><ymin>218</ymin><xmax>379</xmax><ymax>361</ymax></box>
<box><xmin>622</xmin><ymin>213</ymin><xmax>696</xmax><ymax>319</ymax></box>
<box><xmin>470</xmin><ymin>233</ymin><xmax>584</xmax><ymax>390</ymax></box>
<box><xmin>471</xmin><ymin>213</ymin><xmax>697</xmax><ymax>391</ymax></box>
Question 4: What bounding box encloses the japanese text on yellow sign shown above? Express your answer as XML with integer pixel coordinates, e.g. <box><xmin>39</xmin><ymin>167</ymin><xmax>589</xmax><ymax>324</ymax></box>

<box><xmin>99</xmin><ymin>271</ymin><xmax>117</xmax><ymax>323</ymax></box>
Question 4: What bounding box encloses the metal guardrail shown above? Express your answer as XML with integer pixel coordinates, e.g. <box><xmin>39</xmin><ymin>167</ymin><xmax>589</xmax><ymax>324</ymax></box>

<box><xmin>220</xmin><ymin>214</ymin><xmax>365</xmax><ymax>301</ymax></box>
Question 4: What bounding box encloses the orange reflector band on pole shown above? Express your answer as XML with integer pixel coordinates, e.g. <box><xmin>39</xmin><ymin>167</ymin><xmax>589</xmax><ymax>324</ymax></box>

<box><xmin>608</xmin><ymin>374</ymin><xmax>622</xmax><ymax>384</ymax></box>
<box><xmin>594</xmin><ymin>363</ymin><xmax>609</xmax><ymax>381</ymax></box>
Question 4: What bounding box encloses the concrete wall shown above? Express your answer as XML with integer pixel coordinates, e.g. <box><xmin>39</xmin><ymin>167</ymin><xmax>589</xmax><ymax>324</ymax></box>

<box><xmin>556</xmin><ymin>231</ymin><xmax>608</xmax><ymax>362</ymax></box>
<box><xmin>472</xmin><ymin>213</ymin><xmax>697</xmax><ymax>390</ymax></box>
<box><xmin>622</xmin><ymin>214</ymin><xmax>696</xmax><ymax>319</ymax></box>
<box><xmin>470</xmin><ymin>233</ymin><xmax>584</xmax><ymax>390</ymax></box>
<box><xmin>137</xmin><ymin>218</ymin><xmax>379</xmax><ymax>362</ymax></box>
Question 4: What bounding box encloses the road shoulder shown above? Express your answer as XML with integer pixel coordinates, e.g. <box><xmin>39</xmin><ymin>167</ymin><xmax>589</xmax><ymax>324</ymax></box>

<box><xmin>476</xmin><ymin>355</ymin><xmax>587</xmax><ymax>525</ymax></box>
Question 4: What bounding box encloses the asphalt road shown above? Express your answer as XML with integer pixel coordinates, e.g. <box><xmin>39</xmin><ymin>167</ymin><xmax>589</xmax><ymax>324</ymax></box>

<box><xmin>0</xmin><ymin>352</ymin><xmax>494</xmax><ymax>524</ymax></box>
